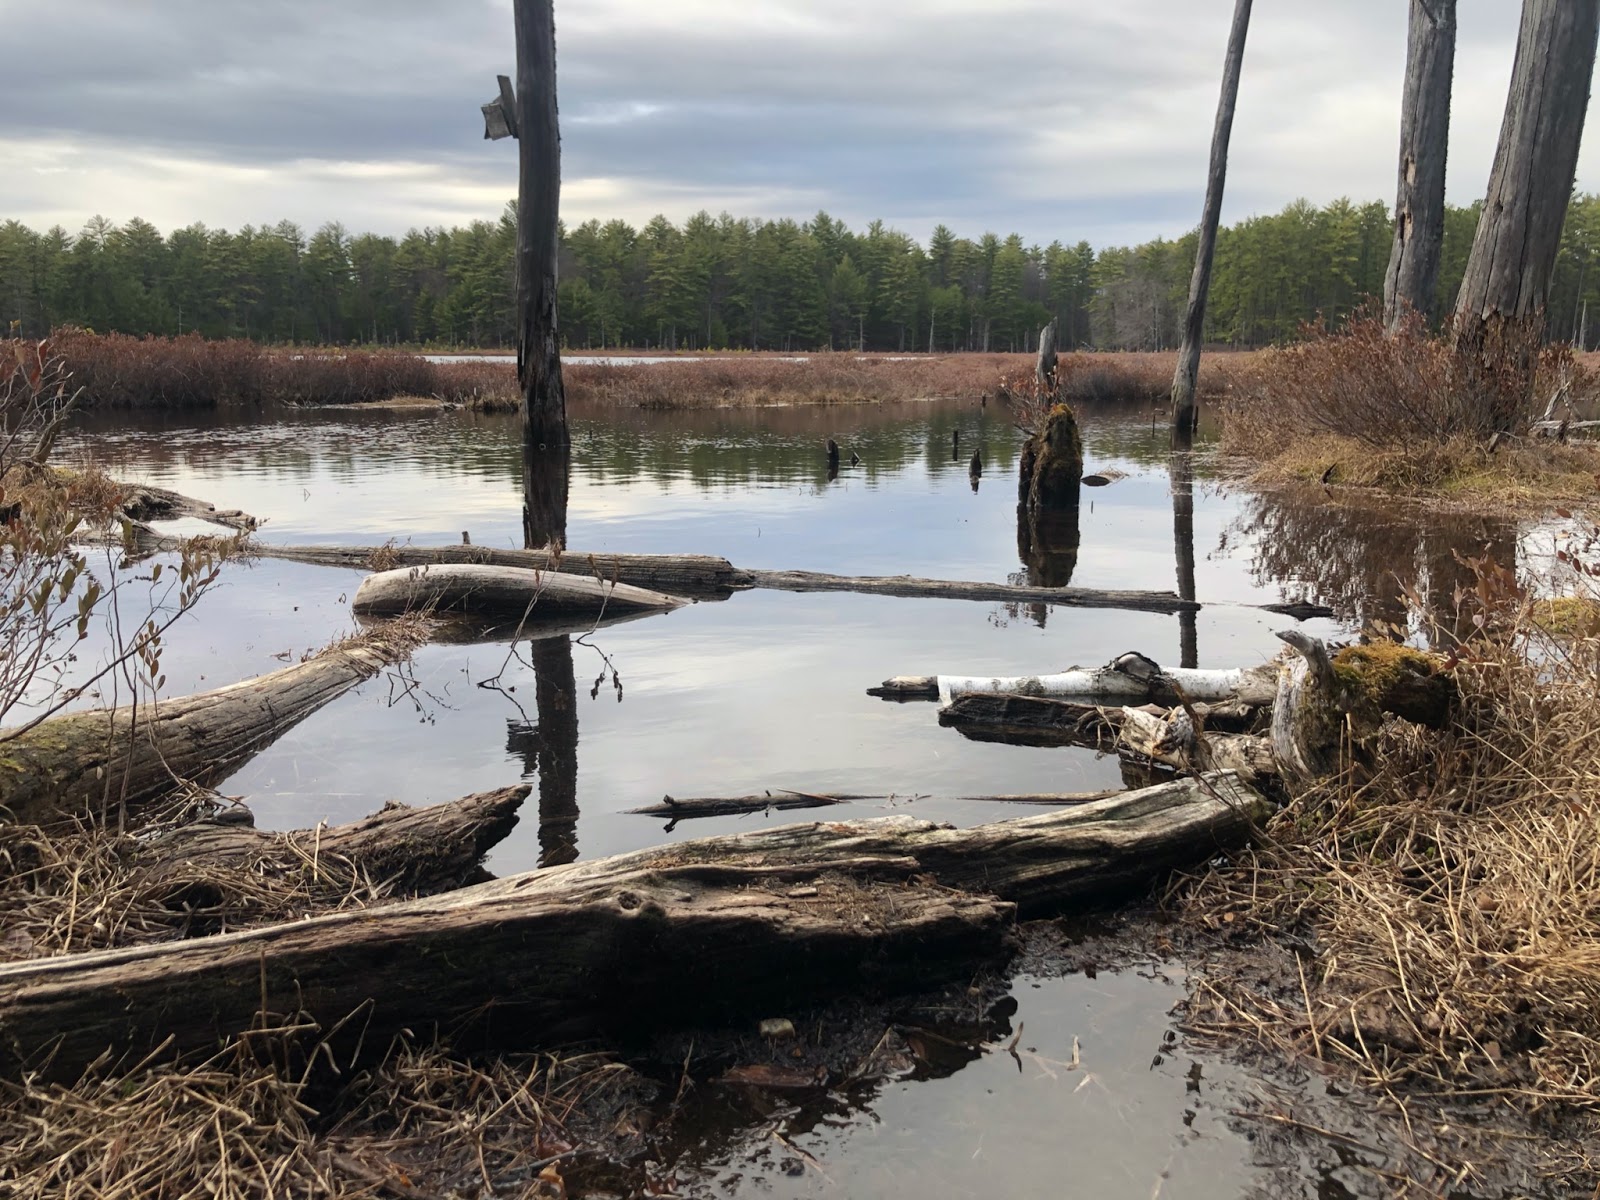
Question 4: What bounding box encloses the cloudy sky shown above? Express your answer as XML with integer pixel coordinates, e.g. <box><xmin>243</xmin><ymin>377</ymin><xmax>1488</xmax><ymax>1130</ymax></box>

<box><xmin>4</xmin><ymin>0</ymin><xmax>1598</xmax><ymax>250</ymax></box>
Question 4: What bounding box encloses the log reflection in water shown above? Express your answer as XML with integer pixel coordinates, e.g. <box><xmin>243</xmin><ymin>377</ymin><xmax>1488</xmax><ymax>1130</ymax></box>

<box><xmin>1005</xmin><ymin>499</ymin><xmax>1082</xmax><ymax>628</ymax></box>
<box><xmin>1235</xmin><ymin>484</ymin><xmax>1519</xmax><ymax>638</ymax></box>
<box><xmin>1170</xmin><ymin>445</ymin><xmax>1198</xmax><ymax>669</ymax></box>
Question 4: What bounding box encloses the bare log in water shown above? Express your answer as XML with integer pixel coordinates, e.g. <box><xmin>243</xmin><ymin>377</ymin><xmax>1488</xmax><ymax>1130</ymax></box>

<box><xmin>252</xmin><ymin>543</ymin><xmax>753</xmax><ymax>599</ymax></box>
<box><xmin>0</xmin><ymin>624</ymin><xmax>423</xmax><ymax>829</ymax></box>
<box><xmin>626</xmin><ymin>787</ymin><xmax>1124</xmax><ymax>821</ymax></box>
<box><xmin>351</xmin><ymin>563</ymin><xmax>687</xmax><ymax>620</ymax></box>
<box><xmin>870</xmin><ymin>653</ymin><xmax>1280</xmax><ymax>708</ymax></box>
<box><xmin>251</xmin><ymin>541</ymin><xmax>1333</xmax><ymax>620</ymax></box>
<box><xmin>144</xmin><ymin>786</ymin><xmax>528</xmax><ymax>895</ymax></box>
<box><xmin>0</xmin><ymin>772</ymin><xmax>1268</xmax><ymax>1079</ymax></box>
<box><xmin>749</xmin><ymin>569</ymin><xmax>1195</xmax><ymax>613</ymax></box>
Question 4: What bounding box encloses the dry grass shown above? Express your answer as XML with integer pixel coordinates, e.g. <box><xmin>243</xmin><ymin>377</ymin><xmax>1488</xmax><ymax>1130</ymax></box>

<box><xmin>1220</xmin><ymin>312</ymin><xmax>1600</xmax><ymax>507</ymax></box>
<box><xmin>0</xmin><ymin>1032</ymin><xmax>644</xmax><ymax>1199</ymax></box>
<box><xmin>1181</xmin><ymin>564</ymin><xmax>1600</xmax><ymax>1182</ymax></box>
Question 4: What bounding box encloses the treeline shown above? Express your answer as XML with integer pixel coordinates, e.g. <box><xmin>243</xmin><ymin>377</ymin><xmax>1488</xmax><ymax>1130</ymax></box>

<box><xmin>4</xmin><ymin>197</ymin><xmax>1599</xmax><ymax>352</ymax></box>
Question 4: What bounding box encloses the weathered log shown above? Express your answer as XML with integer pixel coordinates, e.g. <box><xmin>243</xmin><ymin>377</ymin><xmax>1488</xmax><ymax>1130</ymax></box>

<box><xmin>119</xmin><ymin>483</ymin><xmax>257</xmax><ymax>534</ymax></box>
<box><xmin>627</xmin><ymin>787</ymin><xmax>1124</xmax><ymax>821</ymax></box>
<box><xmin>351</xmin><ymin>563</ymin><xmax>687</xmax><ymax>620</ymax></box>
<box><xmin>751</xmin><ymin>570</ymin><xmax>1194</xmax><ymax>614</ymax></box>
<box><xmin>0</xmin><ymin>625</ymin><xmax>423</xmax><ymax>829</ymax></box>
<box><xmin>938</xmin><ymin>692</ymin><xmax>1261</xmax><ymax>743</ymax></box>
<box><xmin>1114</xmin><ymin>706</ymin><xmax>1277</xmax><ymax>782</ymax></box>
<box><xmin>252</xmin><ymin>543</ymin><xmax>754</xmax><ymax>599</ymax></box>
<box><xmin>143</xmin><ymin>786</ymin><xmax>528</xmax><ymax>896</ymax></box>
<box><xmin>932</xmin><ymin>652</ymin><xmax>1280</xmax><ymax>708</ymax></box>
<box><xmin>252</xmin><ymin>542</ymin><xmax>1334</xmax><ymax>619</ymax></box>
<box><xmin>0</xmin><ymin>773</ymin><xmax>1269</xmax><ymax>1079</ymax></box>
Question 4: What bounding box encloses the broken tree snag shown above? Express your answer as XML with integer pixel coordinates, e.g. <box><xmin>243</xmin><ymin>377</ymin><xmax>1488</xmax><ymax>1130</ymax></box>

<box><xmin>141</xmin><ymin>787</ymin><xmax>527</xmax><ymax>897</ymax></box>
<box><xmin>1453</xmin><ymin>0</ymin><xmax>1600</xmax><ymax>431</ymax></box>
<box><xmin>1017</xmin><ymin>404</ymin><xmax>1083</xmax><ymax>512</ymax></box>
<box><xmin>1384</xmin><ymin>0</ymin><xmax>1457</xmax><ymax>329</ymax></box>
<box><xmin>932</xmin><ymin>651</ymin><xmax>1280</xmax><ymax>708</ymax></box>
<box><xmin>0</xmin><ymin>773</ymin><xmax>1266</xmax><ymax>1080</ymax></box>
<box><xmin>748</xmin><ymin>570</ymin><xmax>1194</xmax><ymax>614</ymax></box>
<box><xmin>251</xmin><ymin>543</ymin><xmax>753</xmax><ymax>600</ymax></box>
<box><xmin>0</xmin><ymin>625</ymin><xmax>423</xmax><ymax>830</ymax></box>
<box><xmin>1035</xmin><ymin>318</ymin><xmax>1059</xmax><ymax>394</ymax></box>
<box><xmin>1171</xmin><ymin>0</ymin><xmax>1252</xmax><ymax>432</ymax></box>
<box><xmin>351</xmin><ymin>564</ymin><xmax>687</xmax><ymax>620</ymax></box>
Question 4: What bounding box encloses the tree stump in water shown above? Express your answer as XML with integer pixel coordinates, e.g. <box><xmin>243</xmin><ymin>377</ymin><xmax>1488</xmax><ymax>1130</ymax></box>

<box><xmin>1017</xmin><ymin>404</ymin><xmax>1083</xmax><ymax>512</ymax></box>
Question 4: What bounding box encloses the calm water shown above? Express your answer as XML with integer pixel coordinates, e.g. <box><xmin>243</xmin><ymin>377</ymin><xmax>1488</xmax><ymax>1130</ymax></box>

<box><xmin>50</xmin><ymin>398</ymin><xmax>1540</xmax><ymax>1198</ymax></box>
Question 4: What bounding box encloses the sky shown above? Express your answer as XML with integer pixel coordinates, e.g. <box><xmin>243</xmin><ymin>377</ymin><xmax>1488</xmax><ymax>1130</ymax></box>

<box><xmin>3</xmin><ymin>0</ymin><xmax>1598</xmax><ymax>251</ymax></box>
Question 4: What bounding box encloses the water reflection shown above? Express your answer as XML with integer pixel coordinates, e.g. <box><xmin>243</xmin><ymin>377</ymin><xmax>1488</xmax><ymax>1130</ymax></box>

<box><xmin>1234</xmin><ymin>484</ymin><xmax>1520</xmax><ymax>639</ymax></box>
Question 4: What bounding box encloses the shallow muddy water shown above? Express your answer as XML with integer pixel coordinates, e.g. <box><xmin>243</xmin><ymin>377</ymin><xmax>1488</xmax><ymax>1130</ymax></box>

<box><xmin>48</xmin><ymin>397</ymin><xmax>1555</xmax><ymax>1197</ymax></box>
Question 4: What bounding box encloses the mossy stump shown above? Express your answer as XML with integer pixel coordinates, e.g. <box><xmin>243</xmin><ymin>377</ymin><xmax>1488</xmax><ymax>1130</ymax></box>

<box><xmin>1018</xmin><ymin>404</ymin><xmax>1084</xmax><ymax>512</ymax></box>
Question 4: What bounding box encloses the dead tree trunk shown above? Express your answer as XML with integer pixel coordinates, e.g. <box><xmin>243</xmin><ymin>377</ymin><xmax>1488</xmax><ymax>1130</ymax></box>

<box><xmin>1383</xmin><ymin>0</ymin><xmax>1457</xmax><ymax>330</ymax></box>
<box><xmin>1035</xmin><ymin>318</ymin><xmax>1058</xmax><ymax>395</ymax></box>
<box><xmin>1454</xmin><ymin>0</ymin><xmax>1600</xmax><ymax>432</ymax></box>
<box><xmin>514</xmin><ymin>0</ymin><xmax>570</xmax><ymax>547</ymax></box>
<box><xmin>1170</xmin><ymin>0</ymin><xmax>1252</xmax><ymax>433</ymax></box>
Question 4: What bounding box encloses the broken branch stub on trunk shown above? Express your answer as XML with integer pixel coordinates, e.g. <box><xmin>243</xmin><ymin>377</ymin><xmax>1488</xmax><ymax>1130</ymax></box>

<box><xmin>0</xmin><ymin>624</ymin><xmax>424</xmax><ymax>829</ymax></box>
<box><xmin>351</xmin><ymin>563</ymin><xmax>687</xmax><ymax>620</ymax></box>
<box><xmin>0</xmin><ymin>773</ymin><xmax>1268</xmax><ymax>1079</ymax></box>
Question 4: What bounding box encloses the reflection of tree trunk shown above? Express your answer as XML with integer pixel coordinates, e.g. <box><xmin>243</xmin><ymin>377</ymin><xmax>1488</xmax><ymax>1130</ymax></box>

<box><xmin>523</xmin><ymin>446</ymin><xmax>571</xmax><ymax>551</ymax></box>
<box><xmin>530</xmin><ymin>635</ymin><xmax>579</xmax><ymax>867</ymax></box>
<box><xmin>1170</xmin><ymin>445</ymin><xmax>1198</xmax><ymax>669</ymax></box>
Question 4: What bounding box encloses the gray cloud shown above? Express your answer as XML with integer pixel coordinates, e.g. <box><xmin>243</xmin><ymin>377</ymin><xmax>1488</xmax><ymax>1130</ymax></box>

<box><xmin>3</xmin><ymin>0</ymin><xmax>1594</xmax><ymax>247</ymax></box>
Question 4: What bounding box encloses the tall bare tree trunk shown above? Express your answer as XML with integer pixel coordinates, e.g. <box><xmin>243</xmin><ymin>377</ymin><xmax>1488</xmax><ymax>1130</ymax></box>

<box><xmin>1170</xmin><ymin>0</ymin><xmax>1252</xmax><ymax>434</ymax></box>
<box><xmin>1454</xmin><ymin>0</ymin><xmax>1600</xmax><ymax>432</ymax></box>
<box><xmin>1384</xmin><ymin>0</ymin><xmax>1456</xmax><ymax>330</ymax></box>
<box><xmin>515</xmin><ymin>0</ymin><xmax>570</xmax><ymax>548</ymax></box>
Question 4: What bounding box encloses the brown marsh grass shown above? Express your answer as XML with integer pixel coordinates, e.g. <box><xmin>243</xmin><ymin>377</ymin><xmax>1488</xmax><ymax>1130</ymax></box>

<box><xmin>1219</xmin><ymin>312</ymin><xmax>1600</xmax><ymax>507</ymax></box>
<box><xmin>1182</xmin><ymin>553</ymin><xmax>1600</xmax><ymax>1184</ymax></box>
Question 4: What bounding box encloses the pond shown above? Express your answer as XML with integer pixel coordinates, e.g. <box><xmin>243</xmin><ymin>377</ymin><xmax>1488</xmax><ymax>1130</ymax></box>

<box><xmin>49</xmin><ymin>397</ymin><xmax>1543</xmax><ymax>1197</ymax></box>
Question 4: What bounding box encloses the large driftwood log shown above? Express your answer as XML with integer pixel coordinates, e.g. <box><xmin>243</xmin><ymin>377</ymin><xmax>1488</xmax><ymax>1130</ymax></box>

<box><xmin>0</xmin><ymin>773</ymin><xmax>1268</xmax><ymax>1079</ymax></box>
<box><xmin>351</xmin><ymin>563</ymin><xmax>687</xmax><ymax>620</ymax></box>
<box><xmin>143</xmin><ymin>786</ymin><xmax>527</xmax><ymax>895</ymax></box>
<box><xmin>254</xmin><ymin>543</ymin><xmax>752</xmax><ymax>599</ymax></box>
<box><xmin>0</xmin><ymin>625</ymin><xmax>422</xmax><ymax>829</ymax></box>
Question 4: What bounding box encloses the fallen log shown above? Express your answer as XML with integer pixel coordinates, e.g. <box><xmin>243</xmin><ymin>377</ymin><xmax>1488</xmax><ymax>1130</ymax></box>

<box><xmin>252</xmin><ymin>541</ymin><xmax>1335</xmax><ymax>619</ymax></box>
<box><xmin>143</xmin><ymin>786</ymin><xmax>528</xmax><ymax>896</ymax></box>
<box><xmin>749</xmin><ymin>568</ymin><xmax>1195</xmax><ymax>614</ymax></box>
<box><xmin>254</xmin><ymin>543</ymin><xmax>752</xmax><ymax>600</ymax></box>
<box><xmin>937</xmin><ymin>693</ymin><xmax>1276</xmax><ymax>781</ymax></box>
<box><xmin>870</xmin><ymin>653</ymin><xmax>1280</xmax><ymax>707</ymax></box>
<box><xmin>0</xmin><ymin>623</ymin><xmax>426</xmax><ymax>829</ymax></box>
<box><xmin>626</xmin><ymin>787</ymin><xmax>1124</xmax><ymax>822</ymax></box>
<box><xmin>351</xmin><ymin>563</ymin><xmax>687</xmax><ymax>620</ymax></box>
<box><xmin>119</xmin><ymin>483</ymin><xmax>256</xmax><ymax>534</ymax></box>
<box><xmin>0</xmin><ymin>773</ymin><xmax>1269</xmax><ymax>1079</ymax></box>
<box><xmin>938</xmin><ymin>692</ymin><xmax>1261</xmax><ymax>744</ymax></box>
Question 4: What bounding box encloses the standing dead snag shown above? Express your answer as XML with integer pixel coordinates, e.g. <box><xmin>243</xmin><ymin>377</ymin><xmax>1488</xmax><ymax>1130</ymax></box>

<box><xmin>1170</xmin><ymin>0</ymin><xmax>1252</xmax><ymax>434</ymax></box>
<box><xmin>509</xmin><ymin>0</ymin><xmax>570</xmax><ymax>548</ymax></box>
<box><xmin>1453</xmin><ymin>0</ymin><xmax>1600</xmax><ymax>432</ymax></box>
<box><xmin>1384</xmin><ymin>0</ymin><xmax>1456</xmax><ymax>330</ymax></box>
